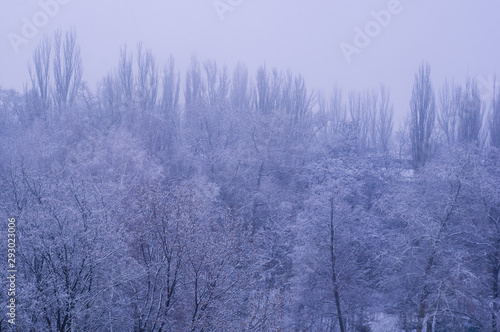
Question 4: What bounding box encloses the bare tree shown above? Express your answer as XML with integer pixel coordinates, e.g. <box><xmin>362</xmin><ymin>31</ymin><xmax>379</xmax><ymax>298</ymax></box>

<box><xmin>28</xmin><ymin>36</ymin><xmax>52</xmax><ymax>117</ymax></box>
<box><xmin>254</xmin><ymin>65</ymin><xmax>270</xmax><ymax>113</ymax></box>
<box><xmin>118</xmin><ymin>45</ymin><xmax>134</xmax><ymax>108</ymax></box>
<box><xmin>136</xmin><ymin>43</ymin><xmax>158</xmax><ymax>114</ymax></box>
<box><xmin>252</xmin><ymin>66</ymin><xmax>290</xmax><ymax>114</ymax></box>
<box><xmin>291</xmin><ymin>74</ymin><xmax>313</xmax><ymax>124</ymax></box>
<box><xmin>458</xmin><ymin>77</ymin><xmax>483</xmax><ymax>143</ymax></box>
<box><xmin>0</xmin><ymin>88</ymin><xmax>22</xmax><ymax>128</ymax></box>
<box><xmin>377</xmin><ymin>85</ymin><xmax>394</xmax><ymax>154</ymax></box>
<box><xmin>160</xmin><ymin>55</ymin><xmax>180</xmax><ymax>118</ymax></box>
<box><xmin>410</xmin><ymin>62</ymin><xmax>436</xmax><ymax>168</ymax></box>
<box><xmin>349</xmin><ymin>89</ymin><xmax>377</xmax><ymax>152</ymax></box>
<box><xmin>315</xmin><ymin>86</ymin><xmax>347</xmax><ymax>146</ymax></box>
<box><xmin>203</xmin><ymin>59</ymin><xmax>229</xmax><ymax>107</ymax></box>
<box><xmin>491</xmin><ymin>81</ymin><xmax>500</xmax><ymax>148</ymax></box>
<box><xmin>52</xmin><ymin>29</ymin><xmax>83</xmax><ymax>113</ymax></box>
<box><xmin>326</xmin><ymin>86</ymin><xmax>346</xmax><ymax>130</ymax></box>
<box><xmin>230</xmin><ymin>62</ymin><xmax>250</xmax><ymax>110</ymax></box>
<box><xmin>184</xmin><ymin>56</ymin><xmax>205</xmax><ymax>108</ymax></box>
<box><xmin>438</xmin><ymin>79</ymin><xmax>460</xmax><ymax>145</ymax></box>
<box><xmin>97</xmin><ymin>72</ymin><xmax>123</xmax><ymax>127</ymax></box>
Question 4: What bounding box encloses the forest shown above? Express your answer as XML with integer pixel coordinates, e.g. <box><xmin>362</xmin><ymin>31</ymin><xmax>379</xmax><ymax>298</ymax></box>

<box><xmin>1</xmin><ymin>29</ymin><xmax>500</xmax><ymax>332</ymax></box>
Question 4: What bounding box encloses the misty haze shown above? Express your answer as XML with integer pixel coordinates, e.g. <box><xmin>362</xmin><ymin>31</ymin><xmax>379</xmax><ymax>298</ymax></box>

<box><xmin>1</xmin><ymin>1</ymin><xmax>500</xmax><ymax>331</ymax></box>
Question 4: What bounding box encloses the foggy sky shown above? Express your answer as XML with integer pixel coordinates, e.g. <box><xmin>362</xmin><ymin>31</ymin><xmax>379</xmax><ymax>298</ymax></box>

<box><xmin>1</xmin><ymin>0</ymin><xmax>499</xmax><ymax>124</ymax></box>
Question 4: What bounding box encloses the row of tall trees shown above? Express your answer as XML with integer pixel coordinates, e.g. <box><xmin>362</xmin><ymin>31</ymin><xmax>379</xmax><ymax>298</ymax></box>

<box><xmin>1</xmin><ymin>31</ymin><xmax>500</xmax><ymax>331</ymax></box>
<box><xmin>411</xmin><ymin>62</ymin><xmax>490</xmax><ymax>167</ymax></box>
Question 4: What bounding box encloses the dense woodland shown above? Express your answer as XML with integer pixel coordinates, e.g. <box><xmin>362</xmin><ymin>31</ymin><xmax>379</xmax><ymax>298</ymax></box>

<box><xmin>1</xmin><ymin>30</ymin><xmax>500</xmax><ymax>331</ymax></box>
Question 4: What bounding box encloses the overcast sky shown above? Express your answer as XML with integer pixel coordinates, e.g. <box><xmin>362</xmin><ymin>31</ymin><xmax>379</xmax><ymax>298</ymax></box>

<box><xmin>1</xmin><ymin>0</ymin><xmax>499</xmax><ymax>124</ymax></box>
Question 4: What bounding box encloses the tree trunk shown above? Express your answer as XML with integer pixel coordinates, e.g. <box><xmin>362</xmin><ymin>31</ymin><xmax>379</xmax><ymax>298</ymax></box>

<box><xmin>329</xmin><ymin>199</ymin><xmax>346</xmax><ymax>332</ymax></box>
<box><xmin>491</xmin><ymin>212</ymin><xmax>500</xmax><ymax>332</ymax></box>
<box><xmin>492</xmin><ymin>253</ymin><xmax>499</xmax><ymax>332</ymax></box>
<box><xmin>417</xmin><ymin>180</ymin><xmax>461</xmax><ymax>332</ymax></box>
<box><xmin>416</xmin><ymin>250</ymin><xmax>435</xmax><ymax>332</ymax></box>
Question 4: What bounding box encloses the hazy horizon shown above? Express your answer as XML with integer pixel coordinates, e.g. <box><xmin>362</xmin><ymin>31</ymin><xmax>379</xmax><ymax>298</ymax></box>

<box><xmin>1</xmin><ymin>1</ymin><xmax>499</xmax><ymax>124</ymax></box>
